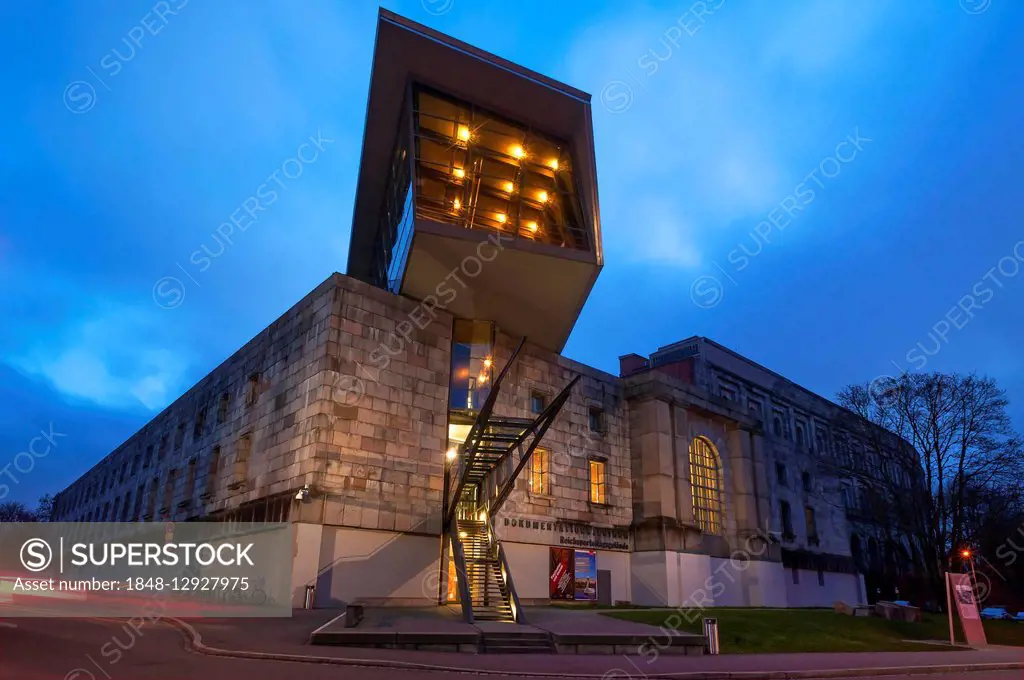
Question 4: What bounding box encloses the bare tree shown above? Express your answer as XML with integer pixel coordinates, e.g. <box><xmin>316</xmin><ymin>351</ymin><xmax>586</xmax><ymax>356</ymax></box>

<box><xmin>830</xmin><ymin>372</ymin><xmax>1023</xmax><ymax>605</ymax></box>
<box><xmin>34</xmin><ymin>494</ymin><xmax>54</xmax><ymax>522</ymax></box>
<box><xmin>0</xmin><ymin>501</ymin><xmax>37</xmax><ymax>522</ymax></box>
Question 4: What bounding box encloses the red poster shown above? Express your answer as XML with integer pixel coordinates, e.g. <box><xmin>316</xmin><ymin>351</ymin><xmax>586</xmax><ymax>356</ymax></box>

<box><xmin>948</xmin><ymin>573</ymin><xmax>987</xmax><ymax>647</ymax></box>
<box><xmin>549</xmin><ymin>547</ymin><xmax>575</xmax><ymax>600</ymax></box>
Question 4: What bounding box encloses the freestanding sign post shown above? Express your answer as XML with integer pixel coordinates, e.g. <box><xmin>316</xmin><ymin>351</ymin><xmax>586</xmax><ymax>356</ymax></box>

<box><xmin>946</xmin><ymin>572</ymin><xmax>988</xmax><ymax>647</ymax></box>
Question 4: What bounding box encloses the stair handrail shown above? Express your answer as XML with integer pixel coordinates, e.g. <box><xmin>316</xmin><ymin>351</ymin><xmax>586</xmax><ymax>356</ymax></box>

<box><xmin>488</xmin><ymin>516</ymin><xmax>526</xmax><ymax>624</ymax></box>
<box><xmin>444</xmin><ymin>337</ymin><xmax>527</xmax><ymax>528</ymax></box>
<box><xmin>448</xmin><ymin>523</ymin><xmax>475</xmax><ymax>623</ymax></box>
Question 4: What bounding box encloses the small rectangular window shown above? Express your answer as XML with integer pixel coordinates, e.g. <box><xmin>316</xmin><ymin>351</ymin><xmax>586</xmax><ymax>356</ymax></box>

<box><xmin>194</xmin><ymin>407</ymin><xmax>207</xmax><ymax>438</ymax></box>
<box><xmin>776</xmin><ymin>463</ymin><xmax>788</xmax><ymax>486</ymax></box>
<box><xmin>781</xmin><ymin>500</ymin><xmax>793</xmax><ymax>536</ymax></box>
<box><xmin>217</xmin><ymin>392</ymin><xmax>230</xmax><ymax>424</ymax></box>
<box><xmin>529</xmin><ymin>449</ymin><xmax>550</xmax><ymax>495</ymax></box>
<box><xmin>589</xmin><ymin>459</ymin><xmax>606</xmax><ymax>504</ymax></box>
<box><xmin>205</xmin><ymin>446</ymin><xmax>221</xmax><ymax>497</ymax></box>
<box><xmin>232</xmin><ymin>435</ymin><xmax>252</xmax><ymax>487</ymax></box>
<box><xmin>805</xmin><ymin>505</ymin><xmax>818</xmax><ymax>542</ymax></box>
<box><xmin>588</xmin><ymin>407</ymin><xmax>606</xmax><ymax>433</ymax></box>
<box><xmin>802</xmin><ymin>471</ymin><xmax>812</xmax><ymax>493</ymax></box>
<box><xmin>817</xmin><ymin>569</ymin><xmax>825</xmax><ymax>587</ymax></box>
<box><xmin>530</xmin><ymin>390</ymin><xmax>547</xmax><ymax>414</ymax></box>
<box><xmin>246</xmin><ymin>374</ymin><xmax>260</xmax><ymax>407</ymax></box>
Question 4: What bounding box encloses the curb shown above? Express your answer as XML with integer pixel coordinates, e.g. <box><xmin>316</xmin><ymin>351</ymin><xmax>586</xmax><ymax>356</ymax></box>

<box><xmin>166</xmin><ymin>618</ymin><xmax>1024</xmax><ymax>679</ymax></box>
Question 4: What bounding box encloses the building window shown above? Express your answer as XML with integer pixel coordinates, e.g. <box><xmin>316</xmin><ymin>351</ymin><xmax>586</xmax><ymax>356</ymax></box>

<box><xmin>159</xmin><ymin>435</ymin><xmax>168</xmax><ymax>461</ymax></box>
<box><xmin>187</xmin><ymin>457</ymin><xmax>198</xmax><ymax>500</ymax></box>
<box><xmin>530</xmin><ymin>390</ymin><xmax>547</xmax><ymax>415</ymax></box>
<box><xmin>205</xmin><ymin>446</ymin><xmax>221</xmax><ymax>498</ymax></box>
<box><xmin>448</xmin><ymin>320</ymin><xmax>494</xmax><ymax>413</ymax></box>
<box><xmin>776</xmin><ymin>462</ymin><xmax>788</xmax><ymax>486</ymax></box>
<box><xmin>217</xmin><ymin>392</ymin><xmax>230</xmax><ymax>424</ymax></box>
<box><xmin>232</xmin><ymin>435</ymin><xmax>252</xmax><ymax>488</ymax></box>
<box><xmin>781</xmin><ymin>501</ymin><xmax>794</xmax><ymax>538</ymax></box>
<box><xmin>588</xmin><ymin>407</ymin><xmax>605</xmax><ymax>433</ymax></box>
<box><xmin>246</xmin><ymin>374</ymin><xmax>260</xmax><ymax>407</ymax></box>
<box><xmin>146</xmin><ymin>477</ymin><xmax>160</xmax><ymax>519</ymax></box>
<box><xmin>795</xmin><ymin>425</ymin><xmax>805</xmax><ymax>447</ymax></box>
<box><xmin>802</xmin><ymin>471</ymin><xmax>812</xmax><ymax>493</ymax></box>
<box><xmin>121</xmin><ymin>491</ymin><xmax>132</xmax><ymax>521</ymax></box>
<box><xmin>805</xmin><ymin>506</ymin><xmax>818</xmax><ymax>543</ymax></box>
<box><xmin>772</xmin><ymin>416</ymin><xmax>783</xmax><ymax>437</ymax></box>
<box><xmin>688</xmin><ymin>437</ymin><xmax>723</xmax><ymax>535</ymax></box>
<box><xmin>162</xmin><ymin>469</ymin><xmax>177</xmax><ymax>513</ymax></box>
<box><xmin>174</xmin><ymin>423</ymin><xmax>186</xmax><ymax>450</ymax></box>
<box><xmin>817</xmin><ymin>569</ymin><xmax>825</xmax><ymax>586</ymax></box>
<box><xmin>194</xmin><ymin>407</ymin><xmax>207</xmax><ymax>438</ymax></box>
<box><xmin>529</xmin><ymin>449</ymin><xmax>549</xmax><ymax>495</ymax></box>
<box><xmin>411</xmin><ymin>85</ymin><xmax>589</xmax><ymax>252</ymax></box>
<box><xmin>588</xmin><ymin>459</ymin><xmax>606</xmax><ymax>504</ymax></box>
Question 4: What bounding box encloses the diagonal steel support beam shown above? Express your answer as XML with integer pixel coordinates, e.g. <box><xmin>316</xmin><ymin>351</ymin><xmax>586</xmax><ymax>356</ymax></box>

<box><xmin>488</xmin><ymin>374</ymin><xmax>580</xmax><ymax>517</ymax></box>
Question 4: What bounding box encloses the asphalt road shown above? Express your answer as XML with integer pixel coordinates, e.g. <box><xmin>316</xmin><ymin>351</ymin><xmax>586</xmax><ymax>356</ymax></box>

<box><xmin>1</xmin><ymin>617</ymin><xmax>1022</xmax><ymax>680</ymax></box>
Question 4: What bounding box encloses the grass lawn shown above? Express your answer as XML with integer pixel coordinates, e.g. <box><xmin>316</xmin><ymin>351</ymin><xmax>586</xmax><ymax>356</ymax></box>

<box><xmin>602</xmin><ymin>608</ymin><xmax>1024</xmax><ymax>654</ymax></box>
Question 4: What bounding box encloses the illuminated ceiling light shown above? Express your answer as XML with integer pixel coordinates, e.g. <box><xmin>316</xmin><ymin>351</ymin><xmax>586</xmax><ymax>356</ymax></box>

<box><xmin>477</xmin><ymin>371</ymin><xmax>489</xmax><ymax>383</ymax></box>
<box><xmin>459</xmin><ymin>531</ymin><xmax>468</xmax><ymax>539</ymax></box>
<box><xmin>482</xmin><ymin>357</ymin><xmax>493</xmax><ymax>369</ymax></box>
<box><xmin>453</xmin><ymin>198</ymin><xmax>462</xmax><ymax>211</ymax></box>
<box><xmin>446</xmin><ymin>448</ymin><xmax>458</xmax><ymax>462</ymax></box>
<box><xmin>495</xmin><ymin>213</ymin><xmax>507</xmax><ymax>224</ymax></box>
<box><xmin>510</xmin><ymin>144</ymin><xmax>525</xmax><ymax>159</ymax></box>
<box><xmin>537</xmin><ymin>190</ymin><xmax>548</xmax><ymax>203</ymax></box>
<box><xmin>478</xmin><ymin>510</ymin><xmax>487</xmax><ymax>521</ymax></box>
<box><xmin>524</xmin><ymin>220</ymin><xmax>539</xmax><ymax>233</ymax></box>
<box><xmin>548</xmin><ymin>158</ymin><xmax>559</xmax><ymax>170</ymax></box>
<box><xmin>453</xmin><ymin>167</ymin><xmax>465</xmax><ymax>179</ymax></box>
<box><xmin>457</xmin><ymin>124</ymin><xmax>471</xmax><ymax>142</ymax></box>
<box><xmin>502</xmin><ymin>180</ymin><xmax>515</xmax><ymax>194</ymax></box>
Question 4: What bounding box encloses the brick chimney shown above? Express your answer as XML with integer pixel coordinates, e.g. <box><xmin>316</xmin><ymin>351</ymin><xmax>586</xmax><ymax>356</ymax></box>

<box><xmin>618</xmin><ymin>353</ymin><xmax>649</xmax><ymax>377</ymax></box>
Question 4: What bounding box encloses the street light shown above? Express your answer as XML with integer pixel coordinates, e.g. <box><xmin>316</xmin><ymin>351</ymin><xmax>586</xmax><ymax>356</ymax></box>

<box><xmin>961</xmin><ymin>548</ymin><xmax>979</xmax><ymax>604</ymax></box>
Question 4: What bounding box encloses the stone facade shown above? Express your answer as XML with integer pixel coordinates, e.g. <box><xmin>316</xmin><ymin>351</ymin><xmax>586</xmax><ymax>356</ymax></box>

<box><xmin>54</xmin><ymin>280</ymin><xmax>908</xmax><ymax>608</ymax></box>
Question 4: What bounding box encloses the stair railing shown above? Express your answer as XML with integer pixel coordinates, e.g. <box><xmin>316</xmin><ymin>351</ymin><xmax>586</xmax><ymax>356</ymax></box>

<box><xmin>448</xmin><ymin>523</ymin><xmax>474</xmax><ymax>623</ymax></box>
<box><xmin>488</xmin><ymin>516</ymin><xmax>526</xmax><ymax>624</ymax></box>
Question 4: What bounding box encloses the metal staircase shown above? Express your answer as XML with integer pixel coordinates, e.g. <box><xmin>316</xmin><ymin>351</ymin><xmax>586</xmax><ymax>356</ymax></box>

<box><xmin>444</xmin><ymin>339</ymin><xmax>579</xmax><ymax>624</ymax></box>
<box><xmin>457</xmin><ymin>519</ymin><xmax>514</xmax><ymax>621</ymax></box>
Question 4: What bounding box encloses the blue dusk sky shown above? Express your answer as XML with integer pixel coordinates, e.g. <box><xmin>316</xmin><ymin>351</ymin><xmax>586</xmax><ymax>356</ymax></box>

<box><xmin>2</xmin><ymin>0</ymin><xmax>1023</xmax><ymax>505</ymax></box>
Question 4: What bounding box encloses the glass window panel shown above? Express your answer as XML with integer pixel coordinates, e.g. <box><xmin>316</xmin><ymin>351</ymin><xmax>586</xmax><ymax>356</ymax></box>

<box><xmin>448</xmin><ymin>319</ymin><xmax>494</xmax><ymax>413</ymax></box>
<box><xmin>412</xmin><ymin>85</ymin><xmax>589</xmax><ymax>252</ymax></box>
<box><xmin>688</xmin><ymin>437</ymin><xmax>723</xmax><ymax>535</ymax></box>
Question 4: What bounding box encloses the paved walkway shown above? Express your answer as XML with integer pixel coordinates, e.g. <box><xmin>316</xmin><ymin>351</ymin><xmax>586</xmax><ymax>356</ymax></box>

<box><xmin>176</xmin><ymin>608</ymin><xmax>1024</xmax><ymax>678</ymax></box>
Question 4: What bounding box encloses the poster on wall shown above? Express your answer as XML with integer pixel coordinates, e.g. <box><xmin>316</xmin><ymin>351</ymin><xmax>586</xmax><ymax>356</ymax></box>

<box><xmin>549</xmin><ymin>547</ymin><xmax>575</xmax><ymax>599</ymax></box>
<box><xmin>574</xmin><ymin>550</ymin><xmax>598</xmax><ymax>601</ymax></box>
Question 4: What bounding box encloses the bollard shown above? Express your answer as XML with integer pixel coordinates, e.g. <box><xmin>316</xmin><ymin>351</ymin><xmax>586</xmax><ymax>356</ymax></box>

<box><xmin>703</xmin><ymin>617</ymin><xmax>720</xmax><ymax>655</ymax></box>
<box><xmin>303</xmin><ymin>584</ymin><xmax>316</xmax><ymax>610</ymax></box>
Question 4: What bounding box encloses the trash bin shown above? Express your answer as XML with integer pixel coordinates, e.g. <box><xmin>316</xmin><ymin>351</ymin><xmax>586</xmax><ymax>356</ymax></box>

<box><xmin>702</xmin><ymin>617</ymin><xmax>720</xmax><ymax>655</ymax></box>
<box><xmin>303</xmin><ymin>584</ymin><xmax>316</xmax><ymax>610</ymax></box>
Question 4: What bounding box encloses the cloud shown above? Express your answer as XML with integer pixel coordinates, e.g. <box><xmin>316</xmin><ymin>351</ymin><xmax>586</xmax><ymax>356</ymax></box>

<box><xmin>8</xmin><ymin>305</ymin><xmax>188</xmax><ymax>411</ymax></box>
<box><xmin>562</xmin><ymin>0</ymin><xmax>897</xmax><ymax>270</ymax></box>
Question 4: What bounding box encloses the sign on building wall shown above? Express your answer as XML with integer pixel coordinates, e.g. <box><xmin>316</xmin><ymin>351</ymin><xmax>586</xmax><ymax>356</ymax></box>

<box><xmin>503</xmin><ymin>517</ymin><xmax>631</xmax><ymax>552</ymax></box>
<box><xmin>574</xmin><ymin>549</ymin><xmax>597</xmax><ymax>601</ymax></box>
<box><xmin>549</xmin><ymin>547</ymin><xmax>574</xmax><ymax>600</ymax></box>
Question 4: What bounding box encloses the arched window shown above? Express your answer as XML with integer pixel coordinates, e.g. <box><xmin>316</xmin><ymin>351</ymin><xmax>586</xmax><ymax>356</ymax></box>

<box><xmin>689</xmin><ymin>437</ymin><xmax>723</xmax><ymax>535</ymax></box>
